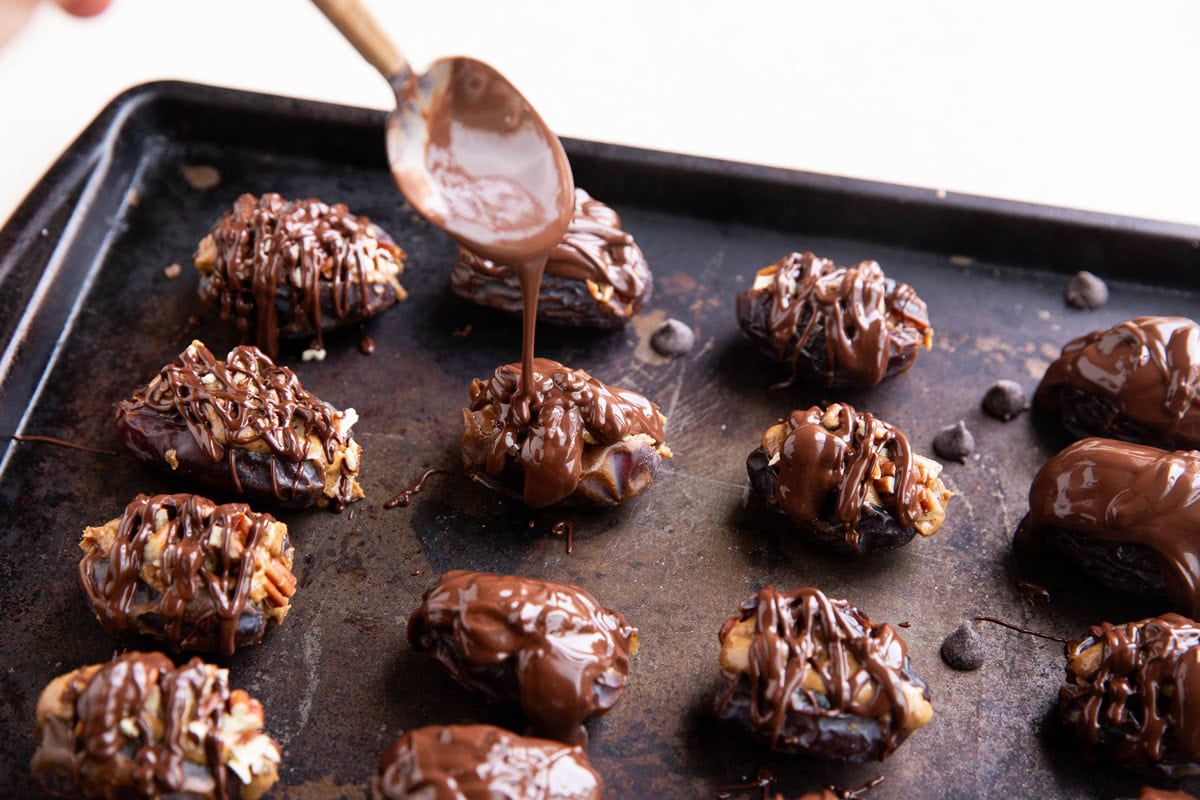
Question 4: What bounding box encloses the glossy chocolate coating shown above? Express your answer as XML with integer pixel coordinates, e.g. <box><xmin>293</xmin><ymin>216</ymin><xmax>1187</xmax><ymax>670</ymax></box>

<box><xmin>78</xmin><ymin>493</ymin><xmax>296</xmax><ymax>655</ymax></box>
<box><xmin>450</xmin><ymin>188</ymin><xmax>651</xmax><ymax>328</ymax></box>
<box><xmin>31</xmin><ymin>652</ymin><xmax>280</xmax><ymax>800</ymax></box>
<box><xmin>735</xmin><ymin>252</ymin><xmax>932</xmax><ymax>388</ymax></box>
<box><xmin>746</xmin><ymin>403</ymin><xmax>950</xmax><ymax>554</ymax></box>
<box><xmin>461</xmin><ymin>358</ymin><xmax>669</xmax><ymax>508</ymax></box>
<box><xmin>714</xmin><ymin>586</ymin><xmax>931</xmax><ymax>761</ymax></box>
<box><xmin>195</xmin><ymin>193</ymin><xmax>407</xmax><ymax>358</ymax></box>
<box><xmin>1035</xmin><ymin>316</ymin><xmax>1200</xmax><ymax>449</ymax></box>
<box><xmin>114</xmin><ymin>341</ymin><xmax>363</xmax><ymax>510</ymax></box>
<box><xmin>1061</xmin><ymin>614</ymin><xmax>1200</xmax><ymax>776</ymax></box>
<box><xmin>407</xmin><ymin>570</ymin><xmax>637</xmax><ymax>744</ymax></box>
<box><xmin>1015</xmin><ymin>437</ymin><xmax>1200</xmax><ymax>616</ymax></box>
<box><xmin>371</xmin><ymin>724</ymin><xmax>602</xmax><ymax>800</ymax></box>
<box><xmin>1137</xmin><ymin>789</ymin><xmax>1197</xmax><ymax>800</ymax></box>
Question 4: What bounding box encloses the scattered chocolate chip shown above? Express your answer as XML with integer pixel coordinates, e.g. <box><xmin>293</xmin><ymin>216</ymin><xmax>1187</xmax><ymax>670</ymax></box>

<box><xmin>982</xmin><ymin>380</ymin><xmax>1027</xmax><ymax>421</ymax></box>
<box><xmin>932</xmin><ymin>420</ymin><xmax>975</xmax><ymax>463</ymax></box>
<box><xmin>163</xmin><ymin>263</ymin><xmax>182</xmax><ymax>280</ymax></box>
<box><xmin>898</xmin><ymin>621</ymin><xmax>911</xmax><ymax>628</ymax></box>
<box><xmin>359</xmin><ymin>336</ymin><xmax>376</xmax><ymax>355</ymax></box>
<box><xmin>941</xmin><ymin>624</ymin><xmax>985</xmax><ymax>671</ymax></box>
<box><xmin>650</xmin><ymin>318</ymin><xmax>695</xmax><ymax>357</ymax></box>
<box><xmin>1065</xmin><ymin>270</ymin><xmax>1109</xmax><ymax>310</ymax></box>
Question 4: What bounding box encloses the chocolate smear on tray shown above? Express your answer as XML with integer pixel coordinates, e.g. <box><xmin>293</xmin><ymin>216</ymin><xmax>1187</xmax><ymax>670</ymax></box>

<box><xmin>9</xmin><ymin>434</ymin><xmax>115</xmax><ymax>455</ymax></box>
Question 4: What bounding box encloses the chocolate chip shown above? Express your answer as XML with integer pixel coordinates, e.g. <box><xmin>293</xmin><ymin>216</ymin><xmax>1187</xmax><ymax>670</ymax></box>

<box><xmin>933</xmin><ymin>420</ymin><xmax>975</xmax><ymax>463</ymax></box>
<box><xmin>650</xmin><ymin>318</ymin><xmax>695</xmax><ymax>358</ymax></box>
<box><xmin>982</xmin><ymin>380</ymin><xmax>1027</xmax><ymax>421</ymax></box>
<box><xmin>941</xmin><ymin>624</ymin><xmax>985</xmax><ymax>671</ymax></box>
<box><xmin>1065</xmin><ymin>271</ymin><xmax>1109</xmax><ymax>310</ymax></box>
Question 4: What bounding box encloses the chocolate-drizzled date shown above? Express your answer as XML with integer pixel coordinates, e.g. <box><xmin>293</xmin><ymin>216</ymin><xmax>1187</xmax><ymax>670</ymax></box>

<box><xmin>746</xmin><ymin>403</ymin><xmax>952</xmax><ymax>554</ymax></box>
<box><xmin>114</xmin><ymin>340</ymin><xmax>363</xmax><ymax>511</ymax></box>
<box><xmin>407</xmin><ymin>570</ymin><xmax>637</xmax><ymax>745</ymax></box>
<box><xmin>31</xmin><ymin>651</ymin><xmax>280</xmax><ymax>800</ymax></box>
<box><xmin>1061</xmin><ymin>614</ymin><xmax>1200</xmax><ymax>776</ymax></box>
<box><xmin>1015</xmin><ymin>437</ymin><xmax>1200</xmax><ymax>616</ymax></box>
<box><xmin>371</xmin><ymin>724</ymin><xmax>602</xmax><ymax>800</ymax></box>
<box><xmin>461</xmin><ymin>357</ymin><xmax>671</xmax><ymax>508</ymax></box>
<box><xmin>714</xmin><ymin>586</ymin><xmax>932</xmax><ymax>761</ymax></box>
<box><xmin>736</xmin><ymin>252</ymin><xmax>932</xmax><ymax>389</ymax></box>
<box><xmin>194</xmin><ymin>193</ymin><xmax>407</xmax><ymax>358</ymax></box>
<box><xmin>78</xmin><ymin>493</ymin><xmax>297</xmax><ymax>655</ymax></box>
<box><xmin>451</xmin><ymin>188</ymin><xmax>651</xmax><ymax>328</ymax></box>
<box><xmin>1035</xmin><ymin>316</ymin><xmax>1200</xmax><ymax>449</ymax></box>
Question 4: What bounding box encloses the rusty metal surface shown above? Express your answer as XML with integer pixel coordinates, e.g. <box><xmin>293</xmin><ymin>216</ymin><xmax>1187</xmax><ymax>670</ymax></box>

<box><xmin>4</xmin><ymin>82</ymin><xmax>1200</xmax><ymax>799</ymax></box>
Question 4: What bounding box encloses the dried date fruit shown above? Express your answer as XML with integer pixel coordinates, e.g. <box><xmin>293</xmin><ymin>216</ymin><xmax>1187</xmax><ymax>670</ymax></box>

<box><xmin>451</xmin><ymin>188</ymin><xmax>651</xmax><ymax>328</ymax></box>
<box><xmin>78</xmin><ymin>493</ymin><xmax>296</xmax><ymax>655</ymax></box>
<box><xmin>1061</xmin><ymin>613</ymin><xmax>1200</xmax><ymax>776</ymax></box>
<box><xmin>114</xmin><ymin>340</ymin><xmax>364</xmax><ymax>511</ymax></box>
<box><xmin>407</xmin><ymin>570</ymin><xmax>637</xmax><ymax>745</ymax></box>
<box><xmin>31</xmin><ymin>651</ymin><xmax>280</xmax><ymax>799</ymax></box>
<box><xmin>713</xmin><ymin>586</ymin><xmax>932</xmax><ymax>761</ymax></box>
<box><xmin>746</xmin><ymin>403</ymin><xmax>952</xmax><ymax>554</ymax></box>
<box><xmin>194</xmin><ymin>193</ymin><xmax>407</xmax><ymax>358</ymax></box>
<box><xmin>735</xmin><ymin>252</ymin><xmax>932</xmax><ymax>388</ymax></box>
<box><xmin>1035</xmin><ymin>316</ymin><xmax>1200</xmax><ymax>449</ymax></box>
<box><xmin>461</xmin><ymin>358</ymin><xmax>671</xmax><ymax>508</ymax></box>
<box><xmin>1015</xmin><ymin>437</ymin><xmax>1200</xmax><ymax>616</ymax></box>
<box><xmin>371</xmin><ymin>724</ymin><xmax>602</xmax><ymax>800</ymax></box>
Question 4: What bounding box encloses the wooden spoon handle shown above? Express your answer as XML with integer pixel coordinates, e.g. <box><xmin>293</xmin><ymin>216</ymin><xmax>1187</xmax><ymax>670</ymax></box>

<box><xmin>310</xmin><ymin>0</ymin><xmax>409</xmax><ymax>80</ymax></box>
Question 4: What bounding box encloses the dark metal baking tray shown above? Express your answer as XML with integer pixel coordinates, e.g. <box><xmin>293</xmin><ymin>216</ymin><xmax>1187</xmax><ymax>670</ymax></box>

<box><xmin>3</xmin><ymin>80</ymin><xmax>1200</xmax><ymax>799</ymax></box>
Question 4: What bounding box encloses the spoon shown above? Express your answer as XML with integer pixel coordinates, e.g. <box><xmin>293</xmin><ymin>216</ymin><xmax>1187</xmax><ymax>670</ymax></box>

<box><xmin>309</xmin><ymin>0</ymin><xmax>575</xmax><ymax>266</ymax></box>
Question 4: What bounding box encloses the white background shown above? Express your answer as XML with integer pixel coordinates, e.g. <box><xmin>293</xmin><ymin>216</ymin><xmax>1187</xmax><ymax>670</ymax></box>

<box><xmin>2</xmin><ymin>0</ymin><xmax>1198</xmax><ymax>227</ymax></box>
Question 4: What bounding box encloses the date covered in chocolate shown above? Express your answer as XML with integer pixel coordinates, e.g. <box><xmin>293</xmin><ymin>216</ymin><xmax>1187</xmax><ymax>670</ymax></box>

<box><xmin>195</xmin><ymin>193</ymin><xmax>407</xmax><ymax>358</ymax></box>
<box><xmin>407</xmin><ymin>570</ymin><xmax>637</xmax><ymax>745</ymax></box>
<box><xmin>746</xmin><ymin>403</ymin><xmax>952</xmax><ymax>554</ymax></box>
<box><xmin>114</xmin><ymin>340</ymin><xmax>363</xmax><ymax>510</ymax></box>
<box><xmin>1035</xmin><ymin>316</ymin><xmax>1200</xmax><ymax>449</ymax></box>
<box><xmin>714</xmin><ymin>586</ymin><xmax>932</xmax><ymax>761</ymax></box>
<box><xmin>1015</xmin><ymin>437</ymin><xmax>1200</xmax><ymax>616</ymax></box>
<box><xmin>1061</xmin><ymin>614</ymin><xmax>1200</xmax><ymax>776</ymax></box>
<box><xmin>371</xmin><ymin>724</ymin><xmax>602</xmax><ymax>800</ymax></box>
<box><xmin>451</xmin><ymin>188</ymin><xmax>651</xmax><ymax>328</ymax></box>
<box><xmin>31</xmin><ymin>651</ymin><xmax>280</xmax><ymax>800</ymax></box>
<box><xmin>715</xmin><ymin>585</ymin><xmax>931</xmax><ymax>762</ymax></box>
<box><xmin>79</xmin><ymin>493</ymin><xmax>296</xmax><ymax>655</ymax></box>
<box><xmin>736</xmin><ymin>252</ymin><xmax>932</xmax><ymax>389</ymax></box>
<box><xmin>461</xmin><ymin>358</ymin><xmax>670</xmax><ymax>508</ymax></box>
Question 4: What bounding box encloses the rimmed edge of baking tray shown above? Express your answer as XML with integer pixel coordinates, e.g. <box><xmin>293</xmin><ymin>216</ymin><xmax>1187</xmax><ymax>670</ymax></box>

<box><xmin>2</xmin><ymin>79</ymin><xmax>1198</xmax><ymax>477</ymax></box>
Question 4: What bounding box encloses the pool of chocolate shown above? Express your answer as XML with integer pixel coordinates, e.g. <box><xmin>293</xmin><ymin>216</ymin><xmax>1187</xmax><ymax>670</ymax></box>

<box><xmin>2</xmin><ymin>81</ymin><xmax>1200</xmax><ymax>798</ymax></box>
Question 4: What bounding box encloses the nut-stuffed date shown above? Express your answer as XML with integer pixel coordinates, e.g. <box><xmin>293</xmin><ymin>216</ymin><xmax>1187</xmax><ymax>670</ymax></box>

<box><xmin>746</xmin><ymin>403</ymin><xmax>952</xmax><ymax>554</ymax></box>
<box><xmin>1015</xmin><ymin>437</ymin><xmax>1200</xmax><ymax>616</ymax></box>
<box><xmin>714</xmin><ymin>586</ymin><xmax>932</xmax><ymax>761</ymax></box>
<box><xmin>114</xmin><ymin>340</ymin><xmax>363</xmax><ymax>511</ymax></box>
<box><xmin>371</xmin><ymin>724</ymin><xmax>602</xmax><ymax>800</ymax></box>
<box><xmin>194</xmin><ymin>193</ymin><xmax>407</xmax><ymax>358</ymax></box>
<box><xmin>78</xmin><ymin>493</ymin><xmax>297</xmax><ymax>655</ymax></box>
<box><xmin>407</xmin><ymin>570</ymin><xmax>637</xmax><ymax>745</ymax></box>
<box><xmin>451</xmin><ymin>188</ymin><xmax>651</xmax><ymax>328</ymax></box>
<box><xmin>31</xmin><ymin>651</ymin><xmax>280</xmax><ymax>800</ymax></box>
<box><xmin>1061</xmin><ymin>614</ymin><xmax>1200</xmax><ymax>776</ymax></box>
<box><xmin>735</xmin><ymin>252</ymin><xmax>932</xmax><ymax>388</ymax></box>
<box><xmin>1035</xmin><ymin>316</ymin><xmax>1200</xmax><ymax>449</ymax></box>
<box><xmin>461</xmin><ymin>358</ymin><xmax>671</xmax><ymax>508</ymax></box>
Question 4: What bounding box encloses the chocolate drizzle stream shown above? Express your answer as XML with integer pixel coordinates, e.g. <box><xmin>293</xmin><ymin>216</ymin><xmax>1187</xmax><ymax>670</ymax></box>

<box><xmin>1035</xmin><ymin>316</ymin><xmax>1200</xmax><ymax>448</ymax></box>
<box><xmin>407</xmin><ymin>570</ymin><xmax>637</xmax><ymax>744</ymax></box>
<box><xmin>1060</xmin><ymin>613</ymin><xmax>1200</xmax><ymax>774</ymax></box>
<box><xmin>195</xmin><ymin>193</ymin><xmax>406</xmax><ymax>358</ymax></box>
<box><xmin>371</xmin><ymin>724</ymin><xmax>601</xmax><ymax>800</ymax></box>
<box><xmin>78</xmin><ymin>493</ymin><xmax>295</xmax><ymax>655</ymax></box>
<box><xmin>1015</xmin><ymin>437</ymin><xmax>1200</xmax><ymax>616</ymax></box>
<box><xmin>464</xmin><ymin>358</ymin><xmax>667</xmax><ymax>507</ymax></box>
<box><xmin>383</xmin><ymin>467</ymin><xmax>449</xmax><ymax>509</ymax></box>
<box><xmin>551</xmin><ymin>520</ymin><xmax>574</xmax><ymax>554</ymax></box>
<box><xmin>9</xmin><ymin>434</ymin><xmax>115</xmax><ymax>455</ymax></box>
<box><xmin>736</xmin><ymin>252</ymin><xmax>931</xmax><ymax>388</ymax></box>
<box><xmin>714</xmin><ymin>586</ymin><xmax>930</xmax><ymax>759</ymax></box>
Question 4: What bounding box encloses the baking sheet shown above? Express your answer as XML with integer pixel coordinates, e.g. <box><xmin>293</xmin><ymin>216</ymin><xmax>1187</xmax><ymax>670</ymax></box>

<box><xmin>3</xmin><ymin>81</ymin><xmax>1200</xmax><ymax>799</ymax></box>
